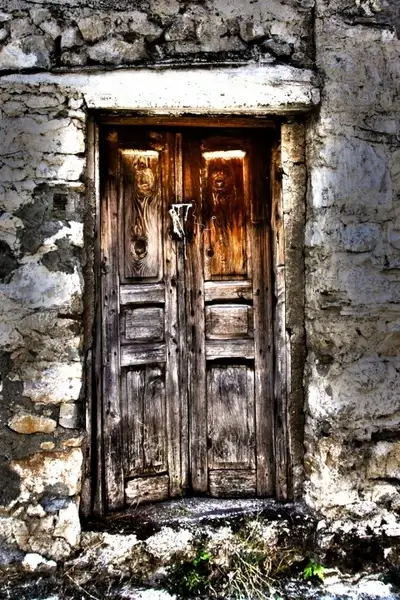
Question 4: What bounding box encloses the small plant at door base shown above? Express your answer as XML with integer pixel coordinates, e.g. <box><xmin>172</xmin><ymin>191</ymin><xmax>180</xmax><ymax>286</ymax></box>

<box><xmin>167</xmin><ymin>521</ymin><xmax>294</xmax><ymax>599</ymax></box>
<box><xmin>302</xmin><ymin>558</ymin><xmax>325</xmax><ymax>583</ymax></box>
<box><xmin>169</xmin><ymin>548</ymin><xmax>211</xmax><ymax>596</ymax></box>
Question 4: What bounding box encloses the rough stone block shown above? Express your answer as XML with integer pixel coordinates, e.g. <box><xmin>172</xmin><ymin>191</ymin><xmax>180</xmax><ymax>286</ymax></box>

<box><xmin>367</xmin><ymin>442</ymin><xmax>400</xmax><ymax>480</ymax></box>
<box><xmin>87</xmin><ymin>39</ymin><xmax>147</xmax><ymax>64</ymax></box>
<box><xmin>53</xmin><ymin>501</ymin><xmax>80</xmax><ymax>547</ymax></box>
<box><xmin>0</xmin><ymin>42</ymin><xmax>38</xmax><ymax>70</ymax></box>
<box><xmin>10</xmin><ymin>447</ymin><xmax>83</xmax><ymax>498</ymax></box>
<box><xmin>8</xmin><ymin>414</ymin><xmax>57</xmax><ymax>435</ymax></box>
<box><xmin>59</xmin><ymin>403</ymin><xmax>79</xmax><ymax>429</ymax></box>
<box><xmin>77</xmin><ymin>15</ymin><xmax>106</xmax><ymax>43</ymax></box>
<box><xmin>341</xmin><ymin>223</ymin><xmax>380</xmax><ymax>252</ymax></box>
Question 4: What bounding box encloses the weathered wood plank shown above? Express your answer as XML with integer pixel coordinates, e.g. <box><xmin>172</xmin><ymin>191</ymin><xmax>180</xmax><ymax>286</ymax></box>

<box><xmin>207</xmin><ymin>365</ymin><xmax>255</xmax><ymax>469</ymax></box>
<box><xmin>251</xmin><ymin>136</ymin><xmax>275</xmax><ymax>497</ymax></box>
<box><xmin>122</xmin><ymin>368</ymin><xmax>143</xmax><ymax>474</ymax></box>
<box><xmin>125</xmin><ymin>474</ymin><xmax>169</xmax><ymax>505</ymax></box>
<box><xmin>205</xmin><ymin>339</ymin><xmax>254</xmax><ymax>360</ymax></box>
<box><xmin>163</xmin><ymin>131</ymin><xmax>183</xmax><ymax>497</ymax></box>
<box><xmin>83</xmin><ymin>117</ymin><xmax>99</xmax><ymax>517</ymax></box>
<box><xmin>120</xmin><ymin>283</ymin><xmax>165</xmax><ymax>305</ymax></box>
<box><xmin>204</xmin><ymin>280</ymin><xmax>252</xmax><ymax>302</ymax></box>
<box><xmin>101</xmin><ymin>127</ymin><xmax>125</xmax><ymax>511</ymax></box>
<box><xmin>121</xmin><ymin>149</ymin><xmax>162</xmax><ymax>280</ymax></box>
<box><xmin>279</xmin><ymin>123</ymin><xmax>306</xmax><ymax>500</ymax></box>
<box><xmin>209</xmin><ymin>470</ymin><xmax>256</xmax><ymax>497</ymax></box>
<box><xmin>123</xmin><ymin>307</ymin><xmax>164</xmax><ymax>342</ymax></box>
<box><xmin>142</xmin><ymin>366</ymin><xmax>167</xmax><ymax>472</ymax></box>
<box><xmin>98</xmin><ymin>114</ymin><xmax>276</xmax><ymax>129</ymax></box>
<box><xmin>121</xmin><ymin>343</ymin><xmax>166</xmax><ymax>367</ymax></box>
<box><xmin>184</xmin><ymin>135</ymin><xmax>208</xmax><ymax>493</ymax></box>
<box><xmin>124</xmin><ymin>367</ymin><xmax>168</xmax><ymax>478</ymax></box>
<box><xmin>205</xmin><ymin>304</ymin><xmax>253</xmax><ymax>339</ymax></box>
<box><xmin>201</xmin><ymin>149</ymin><xmax>248</xmax><ymax>280</ymax></box>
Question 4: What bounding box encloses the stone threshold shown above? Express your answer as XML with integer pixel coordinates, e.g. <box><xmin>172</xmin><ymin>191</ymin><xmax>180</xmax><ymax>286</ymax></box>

<box><xmin>83</xmin><ymin>497</ymin><xmax>315</xmax><ymax>534</ymax></box>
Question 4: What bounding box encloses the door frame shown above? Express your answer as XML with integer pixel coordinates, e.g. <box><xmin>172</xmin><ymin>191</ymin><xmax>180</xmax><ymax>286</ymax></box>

<box><xmin>81</xmin><ymin>114</ymin><xmax>306</xmax><ymax>518</ymax></box>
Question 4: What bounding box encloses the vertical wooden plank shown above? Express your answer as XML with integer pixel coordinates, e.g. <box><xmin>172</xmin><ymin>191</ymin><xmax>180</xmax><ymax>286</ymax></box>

<box><xmin>202</xmin><ymin>153</ymin><xmax>247</xmax><ymax>280</ymax></box>
<box><xmin>280</xmin><ymin>122</ymin><xmax>307</xmax><ymax>500</ymax></box>
<box><xmin>183</xmin><ymin>134</ymin><xmax>208</xmax><ymax>493</ymax></box>
<box><xmin>207</xmin><ymin>365</ymin><xmax>255</xmax><ymax>469</ymax></box>
<box><xmin>251</xmin><ymin>138</ymin><xmax>275</xmax><ymax>497</ymax></box>
<box><xmin>121</xmin><ymin>150</ymin><xmax>162</xmax><ymax>280</ymax></box>
<box><xmin>270</xmin><ymin>134</ymin><xmax>288</xmax><ymax>500</ymax></box>
<box><xmin>143</xmin><ymin>366</ymin><xmax>167</xmax><ymax>470</ymax></box>
<box><xmin>126</xmin><ymin>369</ymin><xmax>145</xmax><ymax>474</ymax></box>
<box><xmin>81</xmin><ymin>117</ymin><xmax>98</xmax><ymax>517</ymax></box>
<box><xmin>163</xmin><ymin>131</ymin><xmax>184</xmax><ymax>496</ymax></box>
<box><xmin>101</xmin><ymin>127</ymin><xmax>125</xmax><ymax>511</ymax></box>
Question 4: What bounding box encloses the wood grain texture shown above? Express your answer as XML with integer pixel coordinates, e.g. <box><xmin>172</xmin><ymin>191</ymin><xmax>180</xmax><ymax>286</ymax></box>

<box><xmin>121</xmin><ymin>343</ymin><xmax>166</xmax><ymax>367</ymax></box>
<box><xmin>125</xmin><ymin>474</ymin><xmax>169</xmax><ymax>505</ymax></box>
<box><xmin>121</xmin><ymin>149</ymin><xmax>162</xmax><ymax>280</ymax></box>
<box><xmin>101</xmin><ymin>128</ymin><xmax>125</xmax><ymax>511</ymax></box>
<box><xmin>209</xmin><ymin>470</ymin><xmax>256</xmax><ymax>497</ymax></box>
<box><xmin>184</xmin><ymin>134</ymin><xmax>208</xmax><ymax>493</ymax></box>
<box><xmin>202</xmin><ymin>152</ymin><xmax>248</xmax><ymax>280</ymax></box>
<box><xmin>205</xmin><ymin>304</ymin><xmax>253</xmax><ymax>339</ymax></box>
<box><xmin>205</xmin><ymin>339</ymin><xmax>255</xmax><ymax>360</ymax></box>
<box><xmin>204</xmin><ymin>280</ymin><xmax>252</xmax><ymax>302</ymax></box>
<box><xmin>120</xmin><ymin>283</ymin><xmax>165</xmax><ymax>305</ymax></box>
<box><xmin>251</xmin><ymin>136</ymin><xmax>275</xmax><ymax>497</ymax></box>
<box><xmin>123</xmin><ymin>366</ymin><xmax>167</xmax><ymax>477</ymax></box>
<box><xmin>207</xmin><ymin>365</ymin><xmax>255</xmax><ymax>469</ymax></box>
<box><xmin>163</xmin><ymin>131</ymin><xmax>184</xmax><ymax>497</ymax></box>
<box><xmin>123</xmin><ymin>307</ymin><xmax>164</xmax><ymax>342</ymax></box>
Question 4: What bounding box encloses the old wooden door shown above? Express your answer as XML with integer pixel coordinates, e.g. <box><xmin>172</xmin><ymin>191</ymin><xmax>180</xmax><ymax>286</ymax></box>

<box><xmin>100</xmin><ymin>127</ymin><xmax>274</xmax><ymax>512</ymax></box>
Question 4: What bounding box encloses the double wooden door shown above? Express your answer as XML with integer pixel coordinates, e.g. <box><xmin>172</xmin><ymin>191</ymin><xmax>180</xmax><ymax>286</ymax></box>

<box><xmin>100</xmin><ymin>126</ymin><xmax>275</xmax><ymax>512</ymax></box>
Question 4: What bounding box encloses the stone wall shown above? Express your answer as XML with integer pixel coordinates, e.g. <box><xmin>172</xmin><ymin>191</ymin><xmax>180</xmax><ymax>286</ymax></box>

<box><xmin>0</xmin><ymin>83</ymin><xmax>86</xmax><ymax>560</ymax></box>
<box><xmin>304</xmin><ymin>0</ymin><xmax>400</xmax><ymax>536</ymax></box>
<box><xmin>0</xmin><ymin>0</ymin><xmax>399</xmax><ymax>566</ymax></box>
<box><xmin>0</xmin><ymin>0</ymin><xmax>313</xmax><ymax>71</ymax></box>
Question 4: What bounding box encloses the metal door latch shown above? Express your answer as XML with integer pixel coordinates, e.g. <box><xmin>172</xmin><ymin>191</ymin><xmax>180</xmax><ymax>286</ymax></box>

<box><xmin>169</xmin><ymin>203</ymin><xmax>193</xmax><ymax>240</ymax></box>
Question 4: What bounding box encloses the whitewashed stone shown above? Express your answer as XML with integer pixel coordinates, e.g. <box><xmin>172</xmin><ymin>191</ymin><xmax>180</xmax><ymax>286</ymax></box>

<box><xmin>87</xmin><ymin>39</ymin><xmax>147</xmax><ymax>65</ymax></box>
<box><xmin>77</xmin><ymin>15</ymin><xmax>107</xmax><ymax>42</ymax></box>
<box><xmin>76</xmin><ymin>532</ymin><xmax>140</xmax><ymax>569</ymax></box>
<box><xmin>10</xmin><ymin>448</ymin><xmax>83</xmax><ymax>499</ymax></box>
<box><xmin>22</xmin><ymin>552</ymin><xmax>56</xmax><ymax>571</ymax></box>
<box><xmin>0</xmin><ymin>517</ymin><xmax>29</xmax><ymax>548</ymax></box>
<box><xmin>61</xmin><ymin>27</ymin><xmax>83</xmax><ymax>49</ymax></box>
<box><xmin>22</xmin><ymin>362</ymin><xmax>82</xmax><ymax>405</ymax></box>
<box><xmin>1</xmin><ymin>66</ymin><xmax>319</xmax><ymax>113</ymax></box>
<box><xmin>342</xmin><ymin>223</ymin><xmax>380</xmax><ymax>252</ymax></box>
<box><xmin>40</xmin><ymin>442</ymin><xmax>56</xmax><ymax>451</ymax></box>
<box><xmin>9</xmin><ymin>19</ymin><xmax>32</xmax><ymax>39</ymax></box>
<box><xmin>39</xmin><ymin>20</ymin><xmax>62</xmax><ymax>40</ymax></box>
<box><xmin>367</xmin><ymin>442</ymin><xmax>400</xmax><ymax>480</ymax></box>
<box><xmin>145</xmin><ymin>527</ymin><xmax>193</xmax><ymax>561</ymax></box>
<box><xmin>29</xmin><ymin>9</ymin><xmax>51</xmax><ymax>26</ymax></box>
<box><xmin>36</xmin><ymin>154</ymin><xmax>85</xmax><ymax>181</ymax></box>
<box><xmin>59</xmin><ymin>403</ymin><xmax>79</xmax><ymax>429</ymax></box>
<box><xmin>26</xmin><ymin>504</ymin><xmax>46</xmax><ymax>518</ymax></box>
<box><xmin>24</xmin><ymin>95</ymin><xmax>61</xmax><ymax>109</ymax></box>
<box><xmin>4</xmin><ymin>262</ymin><xmax>82</xmax><ymax>310</ymax></box>
<box><xmin>0</xmin><ymin>28</ymin><xmax>9</xmax><ymax>43</ymax></box>
<box><xmin>8</xmin><ymin>414</ymin><xmax>57</xmax><ymax>435</ymax></box>
<box><xmin>0</xmin><ymin>43</ymin><xmax>38</xmax><ymax>70</ymax></box>
<box><xmin>54</xmin><ymin>502</ymin><xmax>80</xmax><ymax>547</ymax></box>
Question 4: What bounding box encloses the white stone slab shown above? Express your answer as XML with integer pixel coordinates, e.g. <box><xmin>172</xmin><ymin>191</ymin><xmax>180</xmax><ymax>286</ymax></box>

<box><xmin>2</xmin><ymin>65</ymin><xmax>320</xmax><ymax>114</ymax></box>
